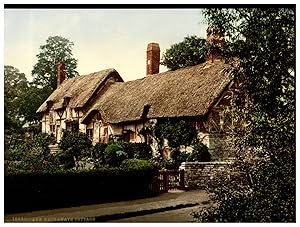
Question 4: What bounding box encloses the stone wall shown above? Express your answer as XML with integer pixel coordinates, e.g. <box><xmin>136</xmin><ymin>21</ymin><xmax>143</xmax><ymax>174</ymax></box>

<box><xmin>179</xmin><ymin>161</ymin><xmax>233</xmax><ymax>189</ymax></box>
<box><xmin>198</xmin><ymin>133</ymin><xmax>231</xmax><ymax>160</ymax></box>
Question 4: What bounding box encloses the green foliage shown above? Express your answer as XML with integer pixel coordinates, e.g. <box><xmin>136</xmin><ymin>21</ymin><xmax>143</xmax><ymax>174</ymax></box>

<box><xmin>92</xmin><ymin>143</ymin><xmax>108</xmax><ymax>160</ymax></box>
<box><xmin>4</xmin><ymin>65</ymin><xmax>29</xmax><ymax>128</ymax></box>
<box><xmin>161</xmin><ymin>36</ymin><xmax>207</xmax><ymax>71</ymax></box>
<box><xmin>154</xmin><ymin>118</ymin><xmax>197</xmax><ymax>148</ymax></box>
<box><xmin>4</xmin><ymin>65</ymin><xmax>48</xmax><ymax>134</ymax></box>
<box><xmin>19</xmin><ymin>85</ymin><xmax>48</xmax><ymax>124</ymax></box>
<box><xmin>5</xmin><ymin>133</ymin><xmax>61</xmax><ymax>174</ymax></box>
<box><xmin>170</xmin><ymin>148</ymin><xmax>189</xmax><ymax>168</ymax></box>
<box><xmin>187</xmin><ymin>140</ymin><xmax>211</xmax><ymax>162</ymax></box>
<box><xmin>5</xmin><ymin>164</ymin><xmax>157</xmax><ymax>213</ymax></box>
<box><xmin>32</xmin><ymin>36</ymin><xmax>78</xmax><ymax>92</ymax></box>
<box><xmin>194</xmin><ymin>8</ymin><xmax>296</xmax><ymax>222</ymax></box>
<box><xmin>58</xmin><ymin>130</ymin><xmax>93</xmax><ymax>168</ymax></box>
<box><xmin>104</xmin><ymin>144</ymin><xmax>128</xmax><ymax>167</ymax></box>
<box><xmin>120</xmin><ymin>158</ymin><xmax>157</xmax><ymax>171</ymax></box>
<box><xmin>4</xmin><ymin>65</ymin><xmax>29</xmax><ymax>151</ymax></box>
<box><xmin>120</xmin><ymin>142</ymin><xmax>153</xmax><ymax>160</ymax></box>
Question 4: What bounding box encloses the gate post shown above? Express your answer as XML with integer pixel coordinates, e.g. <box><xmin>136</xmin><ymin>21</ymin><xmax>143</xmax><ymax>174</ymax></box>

<box><xmin>163</xmin><ymin>170</ymin><xmax>169</xmax><ymax>192</ymax></box>
<box><xmin>179</xmin><ymin>169</ymin><xmax>185</xmax><ymax>190</ymax></box>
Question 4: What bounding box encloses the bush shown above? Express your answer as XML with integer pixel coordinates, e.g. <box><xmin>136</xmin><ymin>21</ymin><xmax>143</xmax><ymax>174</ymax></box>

<box><xmin>120</xmin><ymin>158</ymin><xmax>157</xmax><ymax>171</ymax></box>
<box><xmin>104</xmin><ymin>143</ymin><xmax>128</xmax><ymax>167</ymax></box>
<box><xmin>187</xmin><ymin>141</ymin><xmax>211</xmax><ymax>162</ymax></box>
<box><xmin>170</xmin><ymin>148</ymin><xmax>189</xmax><ymax>168</ymax></box>
<box><xmin>91</xmin><ymin>143</ymin><xmax>108</xmax><ymax>167</ymax></box>
<box><xmin>5</xmin><ymin>164</ymin><xmax>157</xmax><ymax>213</ymax></box>
<box><xmin>150</xmin><ymin>156</ymin><xmax>176</xmax><ymax>170</ymax></box>
<box><xmin>93</xmin><ymin>143</ymin><xmax>108</xmax><ymax>158</ymax></box>
<box><xmin>121</xmin><ymin>142</ymin><xmax>152</xmax><ymax>160</ymax></box>
<box><xmin>5</xmin><ymin>133</ymin><xmax>61</xmax><ymax>174</ymax></box>
<box><xmin>59</xmin><ymin>130</ymin><xmax>93</xmax><ymax>168</ymax></box>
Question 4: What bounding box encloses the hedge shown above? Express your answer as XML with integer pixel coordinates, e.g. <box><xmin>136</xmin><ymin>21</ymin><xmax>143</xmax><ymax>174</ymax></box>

<box><xmin>5</xmin><ymin>165</ymin><xmax>158</xmax><ymax>214</ymax></box>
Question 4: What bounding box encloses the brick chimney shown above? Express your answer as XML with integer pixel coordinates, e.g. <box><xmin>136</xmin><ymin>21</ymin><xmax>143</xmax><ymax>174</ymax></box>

<box><xmin>57</xmin><ymin>60</ymin><xmax>65</xmax><ymax>87</ymax></box>
<box><xmin>146</xmin><ymin>43</ymin><xmax>160</xmax><ymax>75</ymax></box>
<box><xmin>206</xmin><ymin>26</ymin><xmax>225</xmax><ymax>62</ymax></box>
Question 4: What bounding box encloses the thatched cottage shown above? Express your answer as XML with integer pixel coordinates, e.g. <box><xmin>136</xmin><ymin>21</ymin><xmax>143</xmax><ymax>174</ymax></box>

<box><xmin>37</xmin><ymin>27</ymin><xmax>240</xmax><ymax>158</ymax></box>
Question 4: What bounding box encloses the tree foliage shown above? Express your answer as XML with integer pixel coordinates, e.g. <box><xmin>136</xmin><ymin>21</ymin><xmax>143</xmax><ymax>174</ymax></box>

<box><xmin>104</xmin><ymin>144</ymin><xmax>128</xmax><ymax>167</ymax></box>
<box><xmin>5</xmin><ymin>133</ymin><xmax>60</xmax><ymax>174</ymax></box>
<box><xmin>4</xmin><ymin>66</ymin><xmax>31</xmax><ymax>151</ymax></box>
<box><xmin>161</xmin><ymin>36</ymin><xmax>207</xmax><ymax>71</ymax></box>
<box><xmin>4</xmin><ymin>66</ymin><xmax>29</xmax><ymax>129</ymax></box>
<box><xmin>154</xmin><ymin>118</ymin><xmax>197</xmax><ymax>148</ymax></box>
<box><xmin>32</xmin><ymin>36</ymin><xmax>78</xmax><ymax>92</ymax></box>
<box><xmin>193</xmin><ymin>8</ymin><xmax>295</xmax><ymax>222</ymax></box>
<box><xmin>187</xmin><ymin>140</ymin><xmax>211</xmax><ymax>162</ymax></box>
<box><xmin>59</xmin><ymin>130</ymin><xmax>93</xmax><ymax>168</ymax></box>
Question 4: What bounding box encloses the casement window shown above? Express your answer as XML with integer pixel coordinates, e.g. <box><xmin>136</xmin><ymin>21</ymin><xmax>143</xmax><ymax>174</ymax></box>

<box><xmin>66</xmin><ymin>122</ymin><xmax>72</xmax><ymax>131</ymax></box>
<box><xmin>50</xmin><ymin>124</ymin><xmax>55</xmax><ymax>134</ymax></box>
<box><xmin>87</xmin><ymin>129</ymin><xmax>93</xmax><ymax>141</ymax></box>
<box><xmin>66</xmin><ymin>121</ymin><xmax>79</xmax><ymax>131</ymax></box>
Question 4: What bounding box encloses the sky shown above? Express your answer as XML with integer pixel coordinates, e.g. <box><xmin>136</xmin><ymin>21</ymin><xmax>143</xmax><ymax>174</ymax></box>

<box><xmin>4</xmin><ymin>8</ymin><xmax>208</xmax><ymax>82</ymax></box>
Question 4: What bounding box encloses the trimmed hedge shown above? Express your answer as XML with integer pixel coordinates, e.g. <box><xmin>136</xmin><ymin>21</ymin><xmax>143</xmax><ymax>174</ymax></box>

<box><xmin>5</xmin><ymin>165</ymin><xmax>158</xmax><ymax>214</ymax></box>
<box><xmin>120</xmin><ymin>158</ymin><xmax>157</xmax><ymax>171</ymax></box>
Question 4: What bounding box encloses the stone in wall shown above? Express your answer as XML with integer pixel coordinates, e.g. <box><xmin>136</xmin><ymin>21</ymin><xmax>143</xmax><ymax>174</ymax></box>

<box><xmin>179</xmin><ymin>161</ymin><xmax>233</xmax><ymax>190</ymax></box>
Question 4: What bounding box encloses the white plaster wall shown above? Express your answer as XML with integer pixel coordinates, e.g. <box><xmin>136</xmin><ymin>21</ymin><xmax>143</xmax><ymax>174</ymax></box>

<box><xmin>79</xmin><ymin>122</ymin><xmax>86</xmax><ymax>133</ymax></box>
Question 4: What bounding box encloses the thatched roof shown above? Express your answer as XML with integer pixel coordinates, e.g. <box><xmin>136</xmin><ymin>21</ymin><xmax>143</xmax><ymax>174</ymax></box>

<box><xmin>37</xmin><ymin>69</ymin><xmax>123</xmax><ymax>113</ymax></box>
<box><xmin>82</xmin><ymin>60</ymin><xmax>235</xmax><ymax>124</ymax></box>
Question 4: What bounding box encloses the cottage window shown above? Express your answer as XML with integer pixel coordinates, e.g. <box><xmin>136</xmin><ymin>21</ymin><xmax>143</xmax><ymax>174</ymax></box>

<box><xmin>50</xmin><ymin>125</ymin><xmax>55</xmax><ymax>134</ymax></box>
<box><xmin>66</xmin><ymin>122</ymin><xmax>72</xmax><ymax>131</ymax></box>
<box><xmin>87</xmin><ymin>129</ymin><xmax>93</xmax><ymax>141</ymax></box>
<box><xmin>66</xmin><ymin>121</ymin><xmax>79</xmax><ymax>131</ymax></box>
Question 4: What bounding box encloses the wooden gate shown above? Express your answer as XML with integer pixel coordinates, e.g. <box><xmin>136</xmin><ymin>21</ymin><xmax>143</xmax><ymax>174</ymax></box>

<box><xmin>149</xmin><ymin>169</ymin><xmax>185</xmax><ymax>193</ymax></box>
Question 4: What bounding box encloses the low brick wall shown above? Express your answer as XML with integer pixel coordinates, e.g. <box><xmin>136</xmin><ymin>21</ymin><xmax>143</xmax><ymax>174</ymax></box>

<box><xmin>179</xmin><ymin>161</ymin><xmax>233</xmax><ymax>190</ymax></box>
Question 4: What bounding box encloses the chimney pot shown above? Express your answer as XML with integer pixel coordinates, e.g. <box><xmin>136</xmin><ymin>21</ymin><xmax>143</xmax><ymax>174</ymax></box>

<box><xmin>146</xmin><ymin>43</ymin><xmax>160</xmax><ymax>75</ymax></box>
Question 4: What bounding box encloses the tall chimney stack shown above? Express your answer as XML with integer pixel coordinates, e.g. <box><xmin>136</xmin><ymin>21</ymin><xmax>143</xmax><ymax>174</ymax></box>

<box><xmin>206</xmin><ymin>26</ymin><xmax>225</xmax><ymax>62</ymax></box>
<box><xmin>146</xmin><ymin>43</ymin><xmax>160</xmax><ymax>75</ymax></box>
<box><xmin>57</xmin><ymin>59</ymin><xmax>65</xmax><ymax>87</ymax></box>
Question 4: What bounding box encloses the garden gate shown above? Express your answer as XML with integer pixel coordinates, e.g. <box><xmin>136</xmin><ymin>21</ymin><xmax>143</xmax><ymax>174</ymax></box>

<box><xmin>150</xmin><ymin>169</ymin><xmax>185</xmax><ymax>193</ymax></box>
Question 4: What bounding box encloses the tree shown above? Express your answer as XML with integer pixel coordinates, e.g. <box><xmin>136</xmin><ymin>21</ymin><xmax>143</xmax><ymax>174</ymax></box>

<box><xmin>4</xmin><ymin>66</ymin><xmax>30</xmax><ymax>150</ymax></box>
<box><xmin>193</xmin><ymin>8</ymin><xmax>295</xmax><ymax>222</ymax></box>
<box><xmin>161</xmin><ymin>36</ymin><xmax>207</xmax><ymax>71</ymax></box>
<box><xmin>19</xmin><ymin>85</ymin><xmax>48</xmax><ymax>124</ymax></box>
<box><xmin>4</xmin><ymin>66</ymin><xmax>29</xmax><ymax>127</ymax></box>
<box><xmin>32</xmin><ymin>36</ymin><xmax>78</xmax><ymax>92</ymax></box>
<box><xmin>154</xmin><ymin>118</ymin><xmax>197</xmax><ymax>149</ymax></box>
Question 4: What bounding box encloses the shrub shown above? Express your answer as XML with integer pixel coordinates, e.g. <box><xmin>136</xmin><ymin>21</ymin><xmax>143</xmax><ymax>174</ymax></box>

<box><xmin>4</xmin><ymin>142</ymin><xmax>27</xmax><ymax>161</ymax></box>
<box><xmin>120</xmin><ymin>158</ymin><xmax>157</xmax><ymax>171</ymax></box>
<box><xmin>170</xmin><ymin>148</ymin><xmax>189</xmax><ymax>168</ymax></box>
<box><xmin>150</xmin><ymin>156</ymin><xmax>176</xmax><ymax>170</ymax></box>
<box><xmin>93</xmin><ymin>143</ymin><xmax>108</xmax><ymax>158</ymax></box>
<box><xmin>121</xmin><ymin>142</ymin><xmax>152</xmax><ymax>160</ymax></box>
<box><xmin>104</xmin><ymin>143</ymin><xmax>128</xmax><ymax>167</ymax></box>
<box><xmin>4</xmin><ymin>133</ymin><xmax>62</xmax><ymax>174</ymax></box>
<box><xmin>91</xmin><ymin>143</ymin><xmax>108</xmax><ymax>166</ymax></box>
<box><xmin>5</xmin><ymin>164</ymin><xmax>157</xmax><ymax>213</ymax></box>
<box><xmin>59</xmin><ymin>130</ymin><xmax>93</xmax><ymax>168</ymax></box>
<box><xmin>187</xmin><ymin>141</ymin><xmax>211</xmax><ymax>162</ymax></box>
